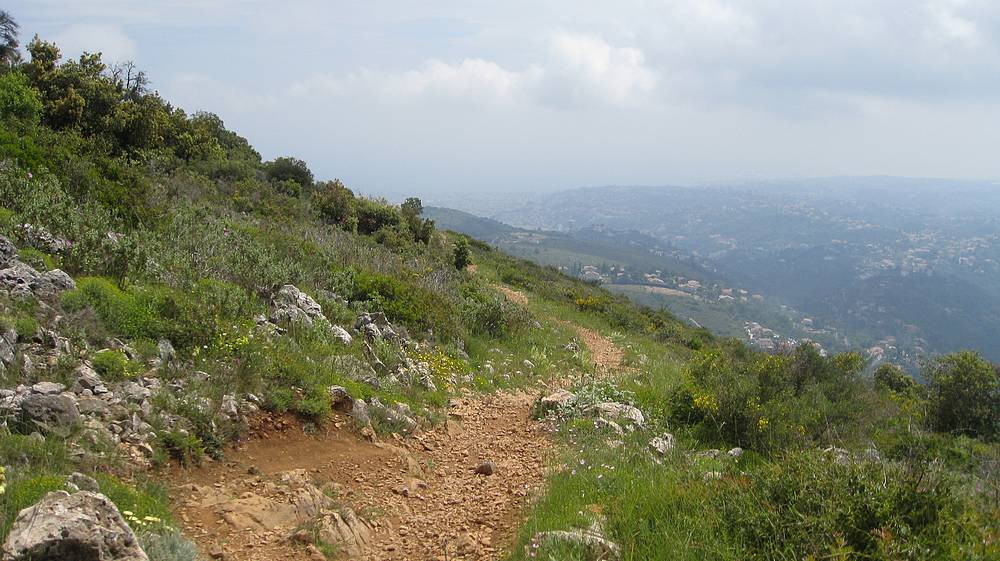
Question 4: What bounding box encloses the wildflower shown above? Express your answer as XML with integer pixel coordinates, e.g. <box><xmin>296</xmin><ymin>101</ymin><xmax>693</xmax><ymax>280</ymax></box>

<box><xmin>757</xmin><ymin>417</ymin><xmax>769</xmax><ymax>431</ymax></box>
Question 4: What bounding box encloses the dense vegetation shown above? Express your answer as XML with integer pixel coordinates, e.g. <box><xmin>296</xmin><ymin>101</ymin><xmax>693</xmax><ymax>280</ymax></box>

<box><xmin>0</xmin><ymin>15</ymin><xmax>997</xmax><ymax>561</ymax></box>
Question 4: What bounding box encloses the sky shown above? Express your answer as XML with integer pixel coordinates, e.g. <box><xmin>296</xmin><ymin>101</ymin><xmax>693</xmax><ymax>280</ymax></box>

<box><xmin>8</xmin><ymin>0</ymin><xmax>1000</xmax><ymax>198</ymax></box>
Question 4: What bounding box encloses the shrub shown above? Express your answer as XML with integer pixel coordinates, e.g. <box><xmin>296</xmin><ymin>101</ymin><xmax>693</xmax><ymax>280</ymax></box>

<box><xmin>348</xmin><ymin>270</ymin><xmax>455</xmax><ymax>335</ymax></box>
<box><xmin>673</xmin><ymin>346</ymin><xmax>868</xmax><ymax>450</ymax></box>
<box><xmin>16</xmin><ymin>247</ymin><xmax>56</xmax><ymax>270</ymax></box>
<box><xmin>453</xmin><ymin>238</ymin><xmax>471</xmax><ymax>270</ymax></box>
<box><xmin>354</xmin><ymin>197</ymin><xmax>400</xmax><ymax>236</ymax></box>
<box><xmin>12</xmin><ymin>315</ymin><xmax>38</xmax><ymax>340</ymax></box>
<box><xmin>156</xmin><ymin>430</ymin><xmax>204</xmax><ymax>466</ymax></box>
<box><xmin>93</xmin><ymin>473</ymin><xmax>174</xmax><ymax>528</ymax></box>
<box><xmin>926</xmin><ymin>351</ymin><xmax>999</xmax><ymax>440</ymax></box>
<box><xmin>62</xmin><ymin>277</ymin><xmax>259</xmax><ymax>351</ymax></box>
<box><xmin>293</xmin><ymin>387</ymin><xmax>330</xmax><ymax>420</ymax></box>
<box><xmin>715</xmin><ymin>451</ymin><xmax>993</xmax><ymax>560</ymax></box>
<box><xmin>461</xmin><ymin>288</ymin><xmax>529</xmax><ymax>337</ymax></box>
<box><xmin>874</xmin><ymin>363</ymin><xmax>920</xmax><ymax>396</ymax></box>
<box><xmin>92</xmin><ymin>349</ymin><xmax>136</xmax><ymax>381</ymax></box>
<box><xmin>265</xmin><ymin>387</ymin><xmax>295</xmax><ymax>414</ymax></box>
<box><xmin>139</xmin><ymin>529</ymin><xmax>201</xmax><ymax>561</ymax></box>
<box><xmin>313</xmin><ymin>179</ymin><xmax>356</xmax><ymax>229</ymax></box>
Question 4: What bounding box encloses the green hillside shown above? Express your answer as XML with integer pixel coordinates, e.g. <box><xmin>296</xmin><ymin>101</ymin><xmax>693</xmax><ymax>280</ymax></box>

<box><xmin>0</xmin><ymin>24</ymin><xmax>996</xmax><ymax>561</ymax></box>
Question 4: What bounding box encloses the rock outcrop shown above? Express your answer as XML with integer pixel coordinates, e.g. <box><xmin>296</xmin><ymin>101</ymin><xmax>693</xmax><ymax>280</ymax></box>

<box><xmin>2</xmin><ymin>490</ymin><xmax>149</xmax><ymax>561</ymax></box>
<box><xmin>270</xmin><ymin>285</ymin><xmax>328</xmax><ymax>327</ymax></box>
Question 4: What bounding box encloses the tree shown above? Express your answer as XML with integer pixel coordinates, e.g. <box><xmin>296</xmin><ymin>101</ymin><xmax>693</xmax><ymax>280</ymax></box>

<box><xmin>313</xmin><ymin>179</ymin><xmax>356</xmax><ymax>229</ymax></box>
<box><xmin>0</xmin><ymin>11</ymin><xmax>19</xmax><ymax>68</ymax></box>
<box><xmin>0</xmin><ymin>71</ymin><xmax>42</xmax><ymax>123</ymax></box>
<box><xmin>401</xmin><ymin>197</ymin><xmax>434</xmax><ymax>243</ymax></box>
<box><xmin>109</xmin><ymin>61</ymin><xmax>149</xmax><ymax>101</ymax></box>
<box><xmin>453</xmin><ymin>238</ymin><xmax>471</xmax><ymax>270</ymax></box>
<box><xmin>873</xmin><ymin>363</ymin><xmax>919</xmax><ymax>396</ymax></box>
<box><xmin>264</xmin><ymin>156</ymin><xmax>313</xmax><ymax>190</ymax></box>
<box><xmin>926</xmin><ymin>351</ymin><xmax>999</xmax><ymax>439</ymax></box>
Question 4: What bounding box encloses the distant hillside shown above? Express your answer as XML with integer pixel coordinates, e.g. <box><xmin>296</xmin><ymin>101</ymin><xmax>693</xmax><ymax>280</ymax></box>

<box><xmin>424</xmin><ymin>206</ymin><xmax>516</xmax><ymax>240</ymax></box>
<box><xmin>459</xmin><ymin>180</ymin><xmax>1000</xmax><ymax>365</ymax></box>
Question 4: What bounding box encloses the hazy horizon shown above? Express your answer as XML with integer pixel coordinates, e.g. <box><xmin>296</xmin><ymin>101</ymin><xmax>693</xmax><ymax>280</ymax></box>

<box><xmin>11</xmin><ymin>1</ymin><xmax>1000</xmax><ymax>196</ymax></box>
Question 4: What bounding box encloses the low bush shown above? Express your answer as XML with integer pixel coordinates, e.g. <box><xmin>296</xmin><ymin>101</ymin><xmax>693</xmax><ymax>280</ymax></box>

<box><xmin>93</xmin><ymin>473</ymin><xmax>174</xmax><ymax>529</ymax></box>
<box><xmin>91</xmin><ymin>349</ymin><xmax>137</xmax><ymax>381</ymax></box>
<box><xmin>670</xmin><ymin>345</ymin><xmax>867</xmax><ymax>450</ymax></box>
<box><xmin>714</xmin><ymin>451</ymin><xmax>995</xmax><ymax>560</ymax></box>
<box><xmin>462</xmin><ymin>288</ymin><xmax>530</xmax><ymax>338</ymax></box>
<box><xmin>156</xmin><ymin>430</ymin><xmax>204</xmax><ymax>467</ymax></box>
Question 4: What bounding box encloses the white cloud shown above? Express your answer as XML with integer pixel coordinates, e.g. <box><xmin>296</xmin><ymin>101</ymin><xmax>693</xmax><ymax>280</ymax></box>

<box><xmin>52</xmin><ymin>23</ymin><xmax>136</xmax><ymax>62</ymax></box>
<box><xmin>536</xmin><ymin>32</ymin><xmax>656</xmax><ymax>106</ymax></box>
<box><xmin>288</xmin><ymin>32</ymin><xmax>655</xmax><ymax>108</ymax></box>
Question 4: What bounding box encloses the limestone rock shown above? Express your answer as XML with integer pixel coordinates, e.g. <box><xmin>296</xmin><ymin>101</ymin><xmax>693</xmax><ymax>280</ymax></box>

<box><xmin>0</xmin><ymin>236</ymin><xmax>16</xmax><ymax>269</ymax></box>
<box><xmin>330</xmin><ymin>325</ymin><xmax>352</xmax><ymax>345</ymax></box>
<box><xmin>270</xmin><ymin>285</ymin><xmax>327</xmax><ymax>327</ymax></box>
<box><xmin>1</xmin><ymin>490</ymin><xmax>149</xmax><ymax>561</ymax></box>
<box><xmin>538</xmin><ymin>389</ymin><xmax>575</xmax><ymax>414</ymax></box>
<box><xmin>586</xmin><ymin>402</ymin><xmax>645</xmax><ymax>428</ymax></box>
<box><xmin>20</xmin><ymin>393</ymin><xmax>81</xmax><ymax>435</ymax></box>
<box><xmin>649</xmin><ymin>433</ymin><xmax>676</xmax><ymax>455</ymax></box>
<box><xmin>531</xmin><ymin>526</ymin><xmax>620</xmax><ymax>561</ymax></box>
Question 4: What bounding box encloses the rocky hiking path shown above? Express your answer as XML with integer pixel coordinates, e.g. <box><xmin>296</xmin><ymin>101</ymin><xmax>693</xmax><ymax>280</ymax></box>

<box><xmin>490</xmin><ymin>283</ymin><xmax>621</xmax><ymax>373</ymax></box>
<box><xmin>172</xmin><ymin>392</ymin><xmax>552</xmax><ymax>561</ymax></box>
<box><xmin>171</xmin><ymin>283</ymin><xmax>626</xmax><ymax>561</ymax></box>
<box><xmin>570</xmin><ymin>324</ymin><xmax>623</xmax><ymax>374</ymax></box>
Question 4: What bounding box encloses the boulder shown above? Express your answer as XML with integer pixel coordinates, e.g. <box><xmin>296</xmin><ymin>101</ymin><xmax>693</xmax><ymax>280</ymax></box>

<box><xmin>330</xmin><ymin>325</ymin><xmax>352</xmax><ymax>345</ymax></box>
<box><xmin>350</xmin><ymin>400</ymin><xmax>371</xmax><ymax>428</ymax></box>
<box><xmin>72</xmin><ymin>364</ymin><xmax>108</xmax><ymax>395</ymax></box>
<box><xmin>327</xmin><ymin>386</ymin><xmax>352</xmax><ymax>409</ymax></box>
<box><xmin>0</xmin><ymin>262</ymin><xmax>40</xmax><ymax>299</ymax></box>
<box><xmin>68</xmin><ymin>472</ymin><xmax>101</xmax><ymax>493</ymax></box>
<box><xmin>530</xmin><ymin>525</ymin><xmax>620</xmax><ymax>561</ymax></box>
<box><xmin>0</xmin><ymin>328</ymin><xmax>16</xmax><ymax>366</ymax></box>
<box><xmin>538</xmin><ymin>389</ymin><xmax>576</xmax><ymax>414</ymax></box>
<box><xmin>314</xmin><ymin>509</ymin><xmax>373</xmax><ymax>557</ymax></box>
<box><xmin>0</xmin><ymin>259</ymin><xmax>75</xmax><ymax>300</ymax></box>
<box><xmin>120</xmin><ymin>382</ymin><xmax>151</xmax><ymax>404</ymax></box>
<box><xmin>587</xmin><ymin>402</ymin><xmax>645</xmax><ymax>428</ymax></box>
<box><xmin>331</xmin><ymin>355</ymin><xmax>380</xmax><ymax>388</ymax></box>
<box><xmin>1</xmin><ymin>490</ymin><xmax>149</xmax><ymax>561</ymax></box>
<box><xmin>156</xmin><ymin>339</ymin><xmax>176</xmax><ymax>365</ymax></box>
<box><xmin>270</xmin><ymin>285</ymin><xmax>327</xmax><ymax>327</ymax></box>
<box><xmin>474</xmin><ymin>461</ymin><xmax>497</xmax><ymax>476</ymax></box>
<box><xmin>0</xmin><ymin>236</ymin><xmax>16</xmax><ymax>268</ymax></box>
<box><xmin>219</xmin><ymin>395</ymin><xmax>239</xmax><ymax>420</ymax></box>
<box><xmin>36</xmin><ymin>270</ymin><xmax>75</xmax><ymax>295</ymax></box>
<box><xmin>30</xmin><ymin>382</ymin><xmax>65</xmax><ymax>396</ymax></box>
<box><xmin>15</xmin><ymin>224</ymin><xmax>71</xmax><ymax>254</ymax></box>
<box><xmin>354</xmin><ymin>313</ymin><xmax>401</xmax><ymax>341</ymax></box>
<box><xmin>20</xmin><ymin>393</ymin><xmax>81</xmax><ymax>435</ymax></box>
<box><xmin>649</xmin><ymin>434</ymin><xmax>676</xmax><ymax>455</ymax></box>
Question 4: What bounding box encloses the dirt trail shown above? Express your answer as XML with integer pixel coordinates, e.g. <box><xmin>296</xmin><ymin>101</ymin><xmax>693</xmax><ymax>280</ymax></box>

<box><xmin>171</xmin><ymin>283</ymin><xmax>625</xmax><ymax>561</ymax></box>
<box><xmin>491</xmin><ymin>283</ymin><xmax>621</xmax><ymax>373</ymax></box>
<box><xmin>494</xmin><ymin>284</ymin><xmax>528</xmax><ymax>307</ymax></box>
<box><xmin>173</xmin><ymin>393</ymin><xmax>551</xmax><ymax>561</ymax></box>
<box><xmin>572</xmin><ymin>324</ymin><xmax>623</xmax><ymax>373</ymax></box>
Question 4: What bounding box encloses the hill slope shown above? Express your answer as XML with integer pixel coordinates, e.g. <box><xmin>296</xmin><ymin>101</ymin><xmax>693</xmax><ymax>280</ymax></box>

<box><xmin>0</xmin><ymin>28</ymin><xmax>996</xmax><ymax>561</ymax></box>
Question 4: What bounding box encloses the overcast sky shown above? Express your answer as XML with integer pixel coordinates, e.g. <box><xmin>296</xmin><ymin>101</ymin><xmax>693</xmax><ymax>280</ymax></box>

<box><xmin>9</xmin><ymin>0</ymin><xmax>1000</xmax><ymax>197</ymax></box>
